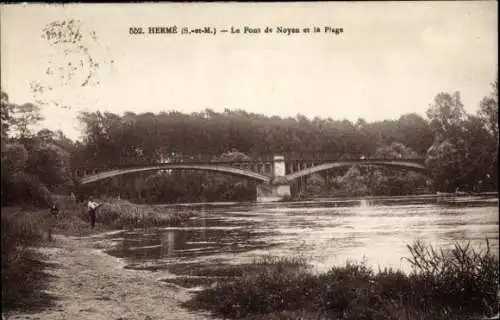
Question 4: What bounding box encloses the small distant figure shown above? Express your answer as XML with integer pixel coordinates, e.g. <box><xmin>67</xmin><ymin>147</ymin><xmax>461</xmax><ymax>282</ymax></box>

<box><xmin>87</xmin><ymin>197</ymin><xmax>103</xmax><ymax>229</ymax></box>
<box><xmin>47</xmin><ymin>203</ymin><xmax>60</xmax><ymax>241</ymax></box>
<box><xmin>50</xmin><ymin>203</ymin><xmax>60</xmax><ymax>216</ymax></box>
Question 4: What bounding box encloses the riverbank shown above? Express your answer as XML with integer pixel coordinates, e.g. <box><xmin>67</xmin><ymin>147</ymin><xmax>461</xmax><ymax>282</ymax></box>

<box><xmin>3</xmin><ymin>233</ymin><xmax>213</xmax><ymax>320</ymax></box>
<box><xmin>1</xmin><ymin>201</ymin><xmax>204</xmax><ymax>319</ymax></box>
<box><xmin>183</xmin><ymin>242</ymin><xmax>499</xmax><ymax>320</ymax></box>
<box><xmin>299</xmin><ymin>191</ymin><xmax>499</xmax><ymax>203</ymax></box>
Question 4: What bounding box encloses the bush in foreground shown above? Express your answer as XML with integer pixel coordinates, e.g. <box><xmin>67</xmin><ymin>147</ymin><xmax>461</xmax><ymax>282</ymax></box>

<box><xmin>184</xmin><ymin>241</ymin><xmax>499</xmax><ymax>320</ymax></box>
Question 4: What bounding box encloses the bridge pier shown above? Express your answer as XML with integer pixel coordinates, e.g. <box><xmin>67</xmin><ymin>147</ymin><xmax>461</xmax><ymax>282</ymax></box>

<box><xmin>256</xmin><ymin>155</ymin><xmax>291</xmax><ymax>202</ymax></box>
<box><xmin>256</xmin><ymin>183</ymin><xmax>291</xmax><ymax>202</ymax></box>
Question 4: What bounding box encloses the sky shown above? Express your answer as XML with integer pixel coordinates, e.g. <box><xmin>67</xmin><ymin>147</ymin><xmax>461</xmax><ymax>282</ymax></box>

<box><xmin>0</xmin><ymin>2</ymin><xmax>498</xmax><ymax>141</ymax></box>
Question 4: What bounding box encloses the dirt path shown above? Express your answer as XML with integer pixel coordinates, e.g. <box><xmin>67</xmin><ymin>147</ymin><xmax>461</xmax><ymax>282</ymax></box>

<box><xmin>6</xmin><ymin>233</ymin><xmax>214</xmax><ymax>320</ymax></box>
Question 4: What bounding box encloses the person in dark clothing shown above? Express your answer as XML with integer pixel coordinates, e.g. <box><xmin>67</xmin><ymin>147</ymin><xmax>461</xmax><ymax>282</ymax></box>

<box><xmin>50</xmin><ymin>203</ymin><xmax>60</xmax><ymax>216</ymax></box>
<box><xmin>47</xmin><ymin>203</ymin><xmax>60</xmax><ymax>241</ymax></box>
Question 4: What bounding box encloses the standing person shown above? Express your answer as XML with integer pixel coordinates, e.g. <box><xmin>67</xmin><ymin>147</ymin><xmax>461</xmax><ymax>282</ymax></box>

<box><xmin>69</xmin><ymin>191</ymin><xmax>76</xmax><ymax>203</ymax></box>
<box><xmin>87</xmin><ymin>197</ymin><xmax>102</xmax><ymax>229</ymax></box>
<box><xmin>50</xmin><ymin>203</ymin><xmax>60</xmax><ymax>216</ymax></box>
<box><xmin>47</xmin><ymin>202</ymin><xmax>60</xmax><ymax>241</ymax></box>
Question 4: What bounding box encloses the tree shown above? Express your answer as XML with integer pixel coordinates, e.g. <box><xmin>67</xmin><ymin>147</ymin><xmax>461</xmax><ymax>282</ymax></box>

<box><xmin>1</xmin><ymin>91</ymin><xmax>13</xmax><ymax>147</ymax></box>
<box><xmin>26</xmin><ymin>143</ymin><xmax>72</xmax><ymax>191</ymax></box>
<box><xmin>425</xmin><ymin>139</ymin><xmax>462</xmax><ymax>192</ymax></box>
<box><xmin>477</xmin><ymin>77</ymin><xmax>499</xmax><ymax>189</ymax></box>
<box><xmin>10</xmin><ymin>103</ymin><xmax>44</xmax><ymax>139</ymax></box>
<box><xmin>396</xmin><ymin>113</ymin><xmax>434</xmax><ymax>155</ymax></box>
<box><xmin>478</xmin><ymin>89</ymin><xmax>498</xmax><ymax>140</ymax></box>
<box><xmin>337</xmin><ymin>166</ymin><xmax>368</xmax><ymax>196</ymax></box>
<box><xmin>374</xmin><ymin>142</ymin><xmax>418</xmax><ymax>159</ymax></box>
<box><xmin>1</xmin><ymin>143</ymin><xmax>29</xmax><ymax>173</ymax></box>
<box><xmin>371</xmin><ymin>143</ymin><xmax>426</xmax><ymax>195</ymax></box>
<box><xmin>219</xmin><ymin>150</ymin><xmax>251</xmax><ymax>162</ymax></box>
<box><xmin>425</xmin><ymin>91</ymin><xmax>482</xmax><ymax>192</ymax></box>
<box><xmin>426</xmin><ymin>92</ymin><xmax>468</xmax><ymax>143</ymax></box>
<box><xmin>37</xmin><ymin>128</ymin><xmax>56</xmax><ymax>144</ymax></box>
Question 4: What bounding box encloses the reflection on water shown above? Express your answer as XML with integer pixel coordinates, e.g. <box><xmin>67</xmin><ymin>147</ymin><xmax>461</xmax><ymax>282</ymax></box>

<box><xmin>103</xmin><ymin>195</ymin><xmax>499</xmax><ymax>274</ymax></box>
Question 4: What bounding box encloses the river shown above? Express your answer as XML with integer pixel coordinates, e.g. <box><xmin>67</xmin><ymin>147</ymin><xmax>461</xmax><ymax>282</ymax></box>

<box><xmin>102</xmin><ymin>195</ymin><xmax>498</xmax><ymax>280</ymax></box>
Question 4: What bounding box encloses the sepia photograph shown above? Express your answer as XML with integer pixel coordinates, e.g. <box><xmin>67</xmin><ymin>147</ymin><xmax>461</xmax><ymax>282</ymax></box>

<box><xmin>1</xmin><ymin>2</ymin><xmax>498</xmax><ymax>319</ymax></box>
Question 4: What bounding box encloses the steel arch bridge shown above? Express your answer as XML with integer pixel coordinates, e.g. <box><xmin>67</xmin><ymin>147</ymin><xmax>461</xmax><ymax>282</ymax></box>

<box><xmin>76</xmin><ymin>157</ymin><xmax>428</xmax><ymax>186</ymax></box>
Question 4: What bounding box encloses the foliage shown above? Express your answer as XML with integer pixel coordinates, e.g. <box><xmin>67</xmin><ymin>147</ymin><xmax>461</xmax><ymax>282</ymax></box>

<box><xmin>336</xmin><ymin>166</ymin><xmax>369</xmax><ymax>196</ymax></box>
<box><xmin>1</xmin><ymin>142</ymin><xmax>52</xmax><ymax>207</ymax></box>
<box><xmin>9</xmin><ymin>103</ymin><xmax>44</xmax><ymax>139</ymax></box>
<box><xmin>2</xmin><ymin>143</ymin><xmax>29</xmax><ymax>172</ymax></box>
<box><xmin>26</xmin><ymin>142</ymin><xmax>72</xmax><ymax>191</ymax></box>
<box><xmin>426</xmin><ymin>92</ymin><xmax>468</xmax><ymax>140</ymax></box>
<box><xmin>375</xmin><ymin>142</ymin><xmax>418</xmax><ymax>159</ymax></box>
<box><xmin>185</xmin><ymin>241</ymin><xmax>499</xmax><ymax>320</ymax></box>
<box><xmin>425</xmin><ymin>140</ymin><xmax>461</xmax><ymax>192</ymax></box>
<box><xmin>403</xmin><ymin>240</ymin><xmax>499</xmax><ymax>316</ymax></box>
<box><xmin>74</xmin><ymin>109</ymin><xmax>434</xmax><ymax>168</ymax></box>
<box><xmin>0</xmin><ymin>96</ymin><xmax>76</xmax><ymax>205</ymax></box>
<box><xmin>330</xmin><ymin>143</ymin><xmax>428</xmax><ymax>196</ymax></box>
<box><xmin>1</xmin><ymin>91</ymin><xmax>13</xmax><ymax>147</ymax></box>
<box><xmin>425</xmin><ymin>84</ymin><xmax>499</xmax><ymax>192</ymax></box>
<box><xmin>1</xmin><ymin>172</ymin><xmax>52</xmax><ymax>207</ymax></box>
<box><xmin>478</xmin><ymin>78</ymin><xmax>499</xmax><ymax>141</ymax></box>
<box><xmin>1</xmin><ymin>208</ymin><xmax>52</xmax><ymax>311</ymax></box>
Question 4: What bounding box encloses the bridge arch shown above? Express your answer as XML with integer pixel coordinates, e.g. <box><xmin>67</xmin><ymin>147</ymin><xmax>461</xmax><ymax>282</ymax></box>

<box><xmin>78</xmin><ymin>164</ymin><xmax>272</xmax><ymax>185</ymax></box>
<box><xmin>284</xmin><ymin>161</ymin><xmax>428</xmax><ymax>181</ymax></box>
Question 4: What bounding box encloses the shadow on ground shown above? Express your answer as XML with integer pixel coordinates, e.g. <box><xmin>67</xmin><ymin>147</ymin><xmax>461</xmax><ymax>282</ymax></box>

<box><xmin>2</xmin><ymin>250</ymin><xmax>62</xmax><ymax>314</ymax></box>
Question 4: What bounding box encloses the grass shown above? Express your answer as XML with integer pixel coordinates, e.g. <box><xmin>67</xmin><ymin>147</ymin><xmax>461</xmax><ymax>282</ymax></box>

<box><xmin>87</xmin><ymin>199</ymin><xmax>196</xmax><ymax>229</ymax></box>
<box><xmin>34</xmin><ymin>197</ymin><xmax>198</xmax><ymax>236</ymax></box>
<box><xmin>183</xmin><ymin>241</ymin><xmax>499</xmax><ymax>320</ymax></box>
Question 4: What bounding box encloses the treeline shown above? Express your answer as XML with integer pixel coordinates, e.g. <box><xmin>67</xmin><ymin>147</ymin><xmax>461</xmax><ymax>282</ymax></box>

<box><xmin>74</xmin><ymin>109</ymin><xmax>435</xmax><ymax>167</ymax></box>
<box><xmin>1</xmin><ymin>78</ymin><xmax>498</xmax><ymax>204</ymax></box>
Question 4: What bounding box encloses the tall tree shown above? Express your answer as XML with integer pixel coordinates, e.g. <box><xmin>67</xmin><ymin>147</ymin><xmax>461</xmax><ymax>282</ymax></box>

<box><xmin>426</xmin><ymin>92</ymin><xmax>468</xmax><ymax>143</ymax></box>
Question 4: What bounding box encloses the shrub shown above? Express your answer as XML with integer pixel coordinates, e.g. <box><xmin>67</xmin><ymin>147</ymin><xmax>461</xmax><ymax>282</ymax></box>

<box><xmin>402</xmin><ymin>240</ymin><xmax>499</xmax><ymax>316</ymax></box>
<box><xmin>2</xmin><ymin>143</ymin><xmax>28</xmax><ymax>171</ymax></box>
<box><xmin>1</xmin><ymin>172</ymin><xmax>51</xmax><ymax>207</ymax></box>
<box><xmin>185</xmin><ymin>256</ymin><xmax>317</xmax><ymax>318</ymax></box>
<box><xmin>1</xmin><ymin>208</ymin><xmax>49</xmax><ymax>310</ymax></box>
<box><xmin>185</xmin><ymin>241</ymin><xmax>499</xmax><ymax>320</ymax></box>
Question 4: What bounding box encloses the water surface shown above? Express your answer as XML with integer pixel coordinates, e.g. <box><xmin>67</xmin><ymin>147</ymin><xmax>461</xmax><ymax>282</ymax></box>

<box><xmin>102</xmin><ymin>195</ymin><xmax>499</xmax><ymax>276</ymax></box>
